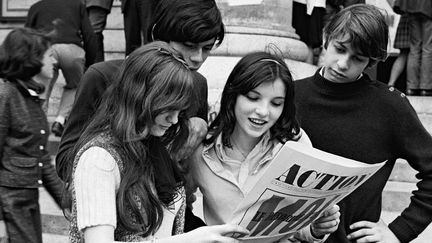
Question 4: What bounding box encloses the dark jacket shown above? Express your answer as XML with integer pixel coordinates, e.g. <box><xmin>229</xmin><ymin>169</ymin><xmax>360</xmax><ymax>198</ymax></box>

<box><xmin>25</xmin><ymin>0</ymin><xmax>97</xmax><ymax>67</ymax></box>
<box><xmin>0</xmin><ymin>79</ymin><xmax>52</xmax><ymax>188</ymax></box>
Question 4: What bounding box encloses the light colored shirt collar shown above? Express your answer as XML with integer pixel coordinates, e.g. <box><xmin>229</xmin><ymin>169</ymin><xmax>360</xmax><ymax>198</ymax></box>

<box><xmin>319</xmin><ymin>67</ymin><xmax>363</xmax><ymax>81</ymax></box>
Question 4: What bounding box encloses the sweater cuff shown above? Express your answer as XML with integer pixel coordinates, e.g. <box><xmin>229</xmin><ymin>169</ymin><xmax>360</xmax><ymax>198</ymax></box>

<box><xmin>389</xmin><ymin>216</ymin><xmax>417</xmax><ymax>243</ymax></box>
<box><xmin>294</xmin><ymin>225</ymin><xmax>327</xmax><ymax>243</ymax></box>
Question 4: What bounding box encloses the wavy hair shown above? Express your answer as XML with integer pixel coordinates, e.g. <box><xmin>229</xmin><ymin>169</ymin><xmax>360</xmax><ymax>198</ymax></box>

<box><xmin>205</xmin><ymin>51</ymin><xmax>300</xmax><ymax>147</ymax></box>
<box><xmin>150</xmin><ymin>0</ymin><xmax>224</xmax><ymax>45</ymax></box>
<box><xmin>323</xmin><ymin>4</ymin><xmax>389</xmax><ymax>66</ymax></box>
<box><xmin>0</xmin><ymin>27</ymin><xmax>52</xmax><ymax>93</ymax></box>
<box><xmin>70</xmin><ymin>41</ymin><xmax>195</xmax><ymax>236</ymax></box>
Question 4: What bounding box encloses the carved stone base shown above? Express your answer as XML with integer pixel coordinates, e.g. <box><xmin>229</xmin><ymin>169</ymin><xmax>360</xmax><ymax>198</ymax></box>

<box><xmin>212</xmin><ymin>26</ymin><xmax>309</xmax><ymax>62</ymax></box>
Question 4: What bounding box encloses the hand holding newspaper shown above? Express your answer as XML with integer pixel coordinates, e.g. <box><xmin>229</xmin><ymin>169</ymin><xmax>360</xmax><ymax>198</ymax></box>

<box><xmin>229</xmin><ymin>141</ymin><xmax>385</xmax><ymax>242</ymax></box>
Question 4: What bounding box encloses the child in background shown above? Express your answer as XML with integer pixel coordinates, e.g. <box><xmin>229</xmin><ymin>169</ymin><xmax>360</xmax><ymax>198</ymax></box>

<box><xmin>387</xmin><ymin>14</ymin><xmax>409</xmax><ymax>91</ymax></box>
<box><xmin>393</xmin><ymin>0</ymin><xmax>432</xmax><ymax>96</ymax></box>
<box><xmin>189</xmin><ymin>51</ymin><xmax>340</xmax><ymax>243</ymax></box>
<box><xmin>295</xmin><ymin>4</ymin><xmax>432</xmax><ymax>242</ymax></box>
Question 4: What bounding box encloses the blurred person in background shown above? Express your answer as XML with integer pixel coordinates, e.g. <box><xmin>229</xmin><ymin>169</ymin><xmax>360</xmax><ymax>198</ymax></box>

<box><xmin>0</xmin><ymin>28</ymin><xmax>64</xmax><ymax>243</ymax></box>
<box><xmin>26</xmin><ymin>0</ymin><xmax>97</xmax><ymax>136</ymax></box>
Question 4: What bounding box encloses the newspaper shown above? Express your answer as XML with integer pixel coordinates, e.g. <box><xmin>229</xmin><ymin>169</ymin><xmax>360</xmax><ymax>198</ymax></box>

<box><xmin>229</xmin><ymin>141</ymin><xmax>385</xmax><ymax>242</ymax></box>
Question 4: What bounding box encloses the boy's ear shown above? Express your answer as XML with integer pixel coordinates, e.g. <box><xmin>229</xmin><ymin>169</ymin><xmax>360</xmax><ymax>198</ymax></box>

<box><xmin>367</xmin><ymin>60</ymin><xmax>378</xmax><ymax>68</ymax></box>
<box><xmin>368</xmin><ymin>54</ymin><xmax>388</xmax><ymax>68</ymax></box>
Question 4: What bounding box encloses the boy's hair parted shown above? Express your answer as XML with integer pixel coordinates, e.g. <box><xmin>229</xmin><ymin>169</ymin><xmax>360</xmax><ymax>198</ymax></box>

<box><xmin>150</xmin><ymin>0</ymin><xmax>225</xmax><ymax>45</ymax></box>
<box><xmin>206</xmin><ymin>51</ymin><xmax>300</xmax><ymax>147</ymax></box>
<box><xmin>66</xmin><ymin>41</ymin><xmax>195</xmax><ymax>236</ymax></box>
<box><xmin>0</xmin><ymin>27</ymin><xmax>52</xmax><ymax>89</ymax></box>
<box><xmin>323</xmin><ymin>4</ymin><xmax>389</xmax><ymax>66</ymax></box>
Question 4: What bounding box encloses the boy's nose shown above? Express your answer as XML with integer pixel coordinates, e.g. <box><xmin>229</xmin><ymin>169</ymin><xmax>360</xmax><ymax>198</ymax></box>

<box><xmin>337</xmin><ymin>55</ymin><xmax>350</xmax><ymax>70</ymax></box>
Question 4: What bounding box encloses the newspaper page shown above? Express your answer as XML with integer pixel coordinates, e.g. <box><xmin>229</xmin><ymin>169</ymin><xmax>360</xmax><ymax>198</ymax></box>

<box><xmin>229</xmin><ymin>141</ymin><xmax>385</xmax><ymax>242</ymax></box>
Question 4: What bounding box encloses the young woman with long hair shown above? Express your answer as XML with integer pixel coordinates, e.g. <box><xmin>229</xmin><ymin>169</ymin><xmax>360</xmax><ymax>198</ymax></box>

<box><xmin>189</xmin><ymin>51</ymin><xmax>340</xmax><ymax>242</ymax></box>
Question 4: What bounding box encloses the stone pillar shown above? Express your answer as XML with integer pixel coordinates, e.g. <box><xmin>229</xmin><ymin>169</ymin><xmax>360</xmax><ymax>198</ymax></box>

<box><xmin>213</xmin><ymin>0</ymin><xmax>308</xmax><ymax>62</ymax></box>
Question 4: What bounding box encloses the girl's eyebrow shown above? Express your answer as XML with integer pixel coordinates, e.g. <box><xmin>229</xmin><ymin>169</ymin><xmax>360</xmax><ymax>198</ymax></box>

<box><xmin>248</xmin><ymin>89</ymin><xmax>260</xmax><ymax>95</ymax></box>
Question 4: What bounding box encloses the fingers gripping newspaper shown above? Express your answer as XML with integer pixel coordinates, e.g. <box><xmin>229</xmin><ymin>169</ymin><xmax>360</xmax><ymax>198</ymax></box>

<box><xmin>229</xmin><ymin>141</ymin><xmax>385</xmax><ymax>242</ymax></box>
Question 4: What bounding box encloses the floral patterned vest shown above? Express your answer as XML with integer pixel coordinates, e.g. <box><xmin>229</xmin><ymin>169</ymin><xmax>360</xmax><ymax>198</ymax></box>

<box><xmin>69</xmin><ymin>133</ymin><xmax>186</xmax><ymax>242</ymax></box>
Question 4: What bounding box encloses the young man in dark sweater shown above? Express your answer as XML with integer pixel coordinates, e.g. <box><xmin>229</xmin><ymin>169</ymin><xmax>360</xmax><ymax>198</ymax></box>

<box><xmin>295</xmin><ymin>4</ymin><xmax>432</xmax><ymax>243</ymax></box>
<box><xmin>56</xmin><ymin>0</ymin><xmax>224</xmax><ymax>231</ymax></box>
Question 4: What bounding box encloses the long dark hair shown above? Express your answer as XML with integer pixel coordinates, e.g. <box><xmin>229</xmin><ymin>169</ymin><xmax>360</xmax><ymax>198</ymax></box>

<box><xmin>0</xmin><ymin>27</ymin><xmax>52</xmax><ymax>93</ymax></box>
<box><xmin>70</xmin><ymin>41</ymin><xmax>195</xmax><ymax>236</ymax></box>
<box><xmin>206</xmin><ymin>51</ymin><xmax>300</xmax><ymax>147</ymax></box>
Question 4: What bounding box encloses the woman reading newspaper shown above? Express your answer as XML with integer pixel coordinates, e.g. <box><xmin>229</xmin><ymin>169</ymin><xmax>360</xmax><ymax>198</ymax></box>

<box><xmin>188</xmin><ymin>51</ymin><xmax>340</xmax><ymax>242</ymax></box>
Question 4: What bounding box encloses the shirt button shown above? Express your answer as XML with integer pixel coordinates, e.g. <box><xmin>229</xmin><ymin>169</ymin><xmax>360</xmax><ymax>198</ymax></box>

<box><xmin>40</xmin><ymin>130</ymin><xmax>46</xmax><ymax>134</ymax></box>
<box><xmin>39</xmin><ymin>145</ymin><xmax>44</xmax><ymax>150</ymax></box>
<box><xmin>38</xmin><ymin>162</ymin><xmax>43</xmax><ymax>167</ymax></box>
<box><xmin>38</xmin><ymin>180</ymin><xmax>43</xmax><ymax>185</ymax></box>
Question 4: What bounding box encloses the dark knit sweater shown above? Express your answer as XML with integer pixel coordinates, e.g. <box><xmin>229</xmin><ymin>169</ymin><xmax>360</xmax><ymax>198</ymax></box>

<box><xmin>25</xmin><ymin>0</ymin><xmax>97</xmax><ymax>67</ymax></box>
<box><xmin>295</xmin><ymin>71</ymin><xmax>432</xmax><ymax>243</ymax></box>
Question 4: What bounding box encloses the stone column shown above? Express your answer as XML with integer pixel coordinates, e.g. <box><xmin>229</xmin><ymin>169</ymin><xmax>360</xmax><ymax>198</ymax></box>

<box><xmin>213</xmin><ymin>0</ymin><xmax>308</xmax><ymax>62</ymax></box>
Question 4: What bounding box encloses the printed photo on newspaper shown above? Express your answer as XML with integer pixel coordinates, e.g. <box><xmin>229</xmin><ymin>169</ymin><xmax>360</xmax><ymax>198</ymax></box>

<box><xmin>229</xmin><ymin>141</ymin><xmax>385</xmax><ymax>242</ymax></box>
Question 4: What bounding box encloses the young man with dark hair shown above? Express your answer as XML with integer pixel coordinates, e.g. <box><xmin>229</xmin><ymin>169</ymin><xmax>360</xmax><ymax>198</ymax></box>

<box><xmin>56</xmin><ymin>0</ymin><xmax>224</xmax><ymax>231</ymax></box>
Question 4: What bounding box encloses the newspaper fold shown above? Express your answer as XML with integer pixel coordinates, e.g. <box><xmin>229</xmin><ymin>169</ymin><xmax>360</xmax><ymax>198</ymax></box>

<box><xmin>229</xmin><ymin>141</ymin><xmax>385</xmax><ymax>242</ymax></box>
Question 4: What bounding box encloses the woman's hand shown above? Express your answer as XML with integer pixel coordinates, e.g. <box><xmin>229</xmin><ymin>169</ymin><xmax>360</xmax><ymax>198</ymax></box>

<box><xmin>310</xmin><ymin>204</ymin><xmax>340</xmax><ymax>238</ymax></box>
<box><xmin>347</xmin><ymin>219</ymin><xmax>401</xmax><ymax>243</ymax></box>
<box><xmin>84</xmin><ymin>224</ymin><xmax>249</xmax><ymax>243</ymax></box>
